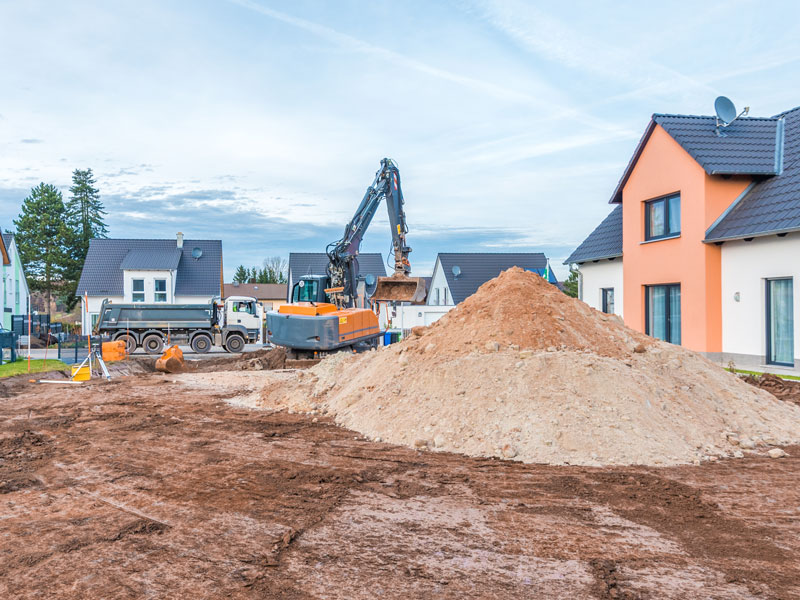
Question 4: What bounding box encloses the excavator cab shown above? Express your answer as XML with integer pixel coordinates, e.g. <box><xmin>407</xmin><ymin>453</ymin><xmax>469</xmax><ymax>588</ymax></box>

<box><xmin>290</xmin><ymin>275</ymin><xmax>330</xmax><ymax>304</ymax></box>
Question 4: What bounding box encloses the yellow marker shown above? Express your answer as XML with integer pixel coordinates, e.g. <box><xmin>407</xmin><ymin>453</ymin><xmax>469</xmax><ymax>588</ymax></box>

<box><xmin>339</xmin><ymin>316</ymin><xmax>348</xmax><ymax>324</ymax></box>
<box><xmin>397</xmin><ymin>224</ymin><xmax>401</xmax><ymax>234</ymax></box>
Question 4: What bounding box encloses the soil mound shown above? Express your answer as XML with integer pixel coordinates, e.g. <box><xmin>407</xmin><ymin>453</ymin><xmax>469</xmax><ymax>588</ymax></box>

<box><xmin>744</xmin><ymin>373</ymin><xmax>800</xmax><ymax>407</ymax></box>
<box><xmin>191</xmin><ymin>348</ymin><xmax>286</xmax><ymax>372</ymax></box>
<box><xmin>417</xmin><ymin>267</ymin><xmax>647</xmax><ymax>358</ymax></box>
<box><xmin>257</xmin><ymin>269</ymin><xmax>800</xmax><ymax>466</ymax></box>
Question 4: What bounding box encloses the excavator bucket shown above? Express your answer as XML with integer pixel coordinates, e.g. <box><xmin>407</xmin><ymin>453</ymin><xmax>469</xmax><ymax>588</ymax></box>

<box><xmin>372</xmin><ymin>274</ymin><xmax>427</xmax><ymax>304</ymax></box>
<box><xmin>155</xmin><ymin>345</ymin><xmax>186</xmax><ymax>373</ymax></box>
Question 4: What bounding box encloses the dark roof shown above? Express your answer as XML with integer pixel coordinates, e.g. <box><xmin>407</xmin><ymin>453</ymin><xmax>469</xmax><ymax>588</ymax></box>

<box><xmin>119</xmin><ymin>248</ymin><xmax>182</xmax><ymax>270</ymax></box>
<box><xmin>0</xmin><ymin>232</ymin><xmax>11</xmax><ymax>265</ymax></box>
<box><xmin>288</xmin><ymin>252</ymin><xmax>387</xmax><ymax>281</ymax></box>
<box><xmin>76</xmin><ymin>239</ymin><xmax>222</xmax><ymax>297</ymax></box>
<box><xmin>435</xmin><ymin>252</ymin><xmax>555</xmax><ymax>304</ymax></box>
<box><xmin>610</xmin><ymin>113</ymin><xmax>784</xmax><ymax>204</ymax></box>
<box><xmin>223</xmin><ymin>282</ymin><xmax>287</xmax><ymax>299</ymax></box>
<box><xmin>564</xmin><ymin>205</ymin><xmax>623</xmax><ymax>264</ymax></box>
<box><xmin>706</xmin><ymin>106</ymin><xmax>800</xmax><ymax>241</ymax></box>
<box><xmin>2</xmin><ymin>232</ymin><xmax>13</xmax><ymax>247</ymax></box>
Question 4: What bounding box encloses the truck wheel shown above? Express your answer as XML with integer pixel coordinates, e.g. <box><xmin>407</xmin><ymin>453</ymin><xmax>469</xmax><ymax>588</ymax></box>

<box><xmin>142</xmin><ymin>334</ymin><xmax>164</xmax><ymax>355</ymax></box>
<box><xmin>116</xmin><ymin>333</ymin><xmax>137</xmax><ymax>354</ymax></box>
<box><xmin>225</xmin><ymin>334</ymin><xmax>245</xmax><ymax>353</ymax></box>
<box><xmin>191</xmin><ymin>334</ymin><xmax>212</xmax><ymax>354</ymax></box>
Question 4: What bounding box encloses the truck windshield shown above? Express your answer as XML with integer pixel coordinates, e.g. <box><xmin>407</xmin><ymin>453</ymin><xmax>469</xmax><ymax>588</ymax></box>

<box><xmin>293</xmin><ymin>280</ymin><xmax>318</xmax><ymax>302</ymax></box>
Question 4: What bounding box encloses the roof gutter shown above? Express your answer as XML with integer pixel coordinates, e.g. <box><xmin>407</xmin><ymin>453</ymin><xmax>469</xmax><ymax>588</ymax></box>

<box><xmin>564</xmin><ymin>252</ymin><xmax>622</xmax><ymax>266</ymax></box>
<box><xmin>703</xmin><ymin>226</ymin><xmax>800</xmax><ymax>244</ymax></box>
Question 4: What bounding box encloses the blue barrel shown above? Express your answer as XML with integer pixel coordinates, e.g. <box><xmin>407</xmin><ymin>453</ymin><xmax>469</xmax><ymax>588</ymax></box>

<box><xmin>384</xmin><ymin>331</ymin><xmax>392</xmax><ymax>346</ymax></box>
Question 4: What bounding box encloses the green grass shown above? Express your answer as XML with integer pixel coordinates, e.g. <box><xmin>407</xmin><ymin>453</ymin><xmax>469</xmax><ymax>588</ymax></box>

<box><xmin>729</xmin><ymin>368</ymin><xmax>800</xmax><ymax>381</ymax></box>
<box><xmin>0</xmin><ymin>358</ymin><xmax>69</xmax><ymax>378</ymax></box>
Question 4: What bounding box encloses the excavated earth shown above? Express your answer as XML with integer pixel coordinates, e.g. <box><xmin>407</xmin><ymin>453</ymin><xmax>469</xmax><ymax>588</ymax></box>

<box><xmin>2</xmin><ymin>371</ymin><xmax>800</xmax><ymax>599</ymax></box>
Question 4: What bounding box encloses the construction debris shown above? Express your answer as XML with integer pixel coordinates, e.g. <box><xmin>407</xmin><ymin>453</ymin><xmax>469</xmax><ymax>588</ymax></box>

<box><xmin>256</xmin><ymin>268</ymin><xmax>800</xmax><ymax>466</ymax></box>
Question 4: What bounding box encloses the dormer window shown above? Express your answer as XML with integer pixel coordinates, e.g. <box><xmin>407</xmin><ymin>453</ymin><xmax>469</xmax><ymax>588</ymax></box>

<box><xmin>645</xmin><ymin>193</ymin><xmax>680</xmax><ymax>241</ymax></box>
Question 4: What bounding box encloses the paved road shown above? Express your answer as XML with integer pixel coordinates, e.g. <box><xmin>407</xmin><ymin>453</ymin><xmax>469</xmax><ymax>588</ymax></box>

<box><xmin>22</xmin><ymin>344</ymin><xmax>267</xmax><ymax>362</ymax></box>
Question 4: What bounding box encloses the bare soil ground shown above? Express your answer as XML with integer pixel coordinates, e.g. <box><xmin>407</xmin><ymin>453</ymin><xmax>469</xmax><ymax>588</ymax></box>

<box><xmin>1</xmin><ymin>372</ymin><xmax>799</xmax><ymax>599</ymax></box>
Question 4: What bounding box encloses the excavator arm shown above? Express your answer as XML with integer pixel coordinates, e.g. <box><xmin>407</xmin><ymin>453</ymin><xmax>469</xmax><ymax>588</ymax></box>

<box><xmin>326</xmin><ymin>158</ymin><xmax>426</xmax><ymax>307</ymax></box>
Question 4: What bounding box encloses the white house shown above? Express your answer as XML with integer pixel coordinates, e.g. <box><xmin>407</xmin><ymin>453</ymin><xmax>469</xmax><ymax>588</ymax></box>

<box><xmin>0</xmin><ymin>233</ymin><xmax>30</xmax><ymax>329</ymax></box>
<box><xmin>76</xmin><ymin>233</ymin><xmax>222</xmax><ymax>334</ymax></box>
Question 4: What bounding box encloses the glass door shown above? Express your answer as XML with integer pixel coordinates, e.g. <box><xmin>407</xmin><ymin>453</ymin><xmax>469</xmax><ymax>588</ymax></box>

<box><xmin>767</xmin><ymin>278</ymin><xmax>794</xmax><ymax>366</ymax></box>
<box><xmin>646</xmin><ymin>284</ymin><xmax>681</xmax><ymax>345</ymax></box>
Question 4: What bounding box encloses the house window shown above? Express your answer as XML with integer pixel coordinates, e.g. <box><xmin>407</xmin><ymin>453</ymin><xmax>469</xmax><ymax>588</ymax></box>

<box><xmin>443</xmin><ymin>287</ymin><xmax>449</xmax><ymax>305</ymax></box>
<box><xmin>645</xmin><ymin>194</ymin><xmax>680</xmax><ymax>241</ymax></box>
<box><xmin>15</xmin><ymin>279</ymin><xmax>19</xmax><ymax>305</ymax></box>
<box><xmin>132</xmin><ymin>279</ymin><xmax>145</xmax><ymax>302</ymax></box>
<box><xmin>766</xmin><ymin>278</ymin><xmax>794</xmax><ymax>366</ymax></box>
<box><xmin>154</xmin><ymin>279</ymin><xmax>167</xmax><ymax>302</ymax></box>
<box><xmin>601</xmin><ymin>288</ymin><xmax>615</xmax><ymax>314</ymax></box>
<box><xmin>433</xmin><ymin>288</ymin><xmax>440</xmax><ymax>305</ymax></box>
<box><xmin>646</xmin><ymin>284</ymin><xmax>681</xmax><ymax>344</ymax></box>
<box><xmin>91</xmin><ymin>313</ymin><xmax>99</xmax><ymax>329</ymax></box>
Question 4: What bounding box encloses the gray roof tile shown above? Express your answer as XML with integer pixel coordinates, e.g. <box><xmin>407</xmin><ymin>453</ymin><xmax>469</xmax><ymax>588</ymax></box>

<box><xmin>119</xmin><ymin>248</ymin><xmax>182</xmax><ymax>270</ymax></box>
<box><xmin>564</xmin><ymin>205</ymin><xmax>623</xmax><ymax>264</ymax></box>
<box><xmin>706</xmin><ymin>106</ymin><xmax>800</xmax><ymax>240</ymax></box>
<box><xmin>435</xmin><ymin>253</ymin><xmax>554</xmax><ymax>304</ymax></box>
<box><xmin>609</xmin><ymin>113</ymin><xmax>783</xmax><ymax>204</ymax></box>
<box><xmin>76</xmin><ymin>238</ymin><xmax>222</xmax><ymax>297</ymax></box>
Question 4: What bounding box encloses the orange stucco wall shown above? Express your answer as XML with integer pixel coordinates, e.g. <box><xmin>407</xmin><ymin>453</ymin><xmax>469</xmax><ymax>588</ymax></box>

<box><xmin>621</xmin><ymin>125</ymin><xmax>750</xmax><ymax>352</ymax></box>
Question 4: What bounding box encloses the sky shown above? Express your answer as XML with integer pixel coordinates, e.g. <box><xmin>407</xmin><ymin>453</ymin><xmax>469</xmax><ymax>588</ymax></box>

<box><xmin>1</xmin><ymin>0</ymin><xmax>799</xmax><ymax>280</ymax></box>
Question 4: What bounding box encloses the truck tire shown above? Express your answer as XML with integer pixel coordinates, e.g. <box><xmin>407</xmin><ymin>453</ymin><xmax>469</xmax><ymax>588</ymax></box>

<box><xmin>115</xmin><ymin>333</ymin><xmax>137</xmax><ymax>354</ymax></box>
<box><xmin>191</xmin><ymin>334</ymin><xmax>212</xmax><ymax>354</ymax></box>
<box><xmin>142</xmin><ymin>334</ymin><xmax>164</xmax><ymax>355</ymax></box>
<box><xmin>225</xmin><ymin>334</ymin><xmax>245</xmax><ymax>353</ymax></box>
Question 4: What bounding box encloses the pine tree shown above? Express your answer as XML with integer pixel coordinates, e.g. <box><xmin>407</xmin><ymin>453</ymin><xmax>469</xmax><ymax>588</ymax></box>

<box><xmin>563</xmin><ymin>267</ymin><xmax>579</xmax><ymax>298</ymax></box>
<box><xmin>13</xmin><ymin>183</ymin><xmax>70</xmax><ymax>317</ymax></box>
<box><xmin>63</xmin><ymin>168</ymin><xmax>107</xmax><ymax>308</ymax></box>
<box><xmin>233</xmin><ymin>265</ymin><xmax>249</xmax><ymax>284</ymax></box>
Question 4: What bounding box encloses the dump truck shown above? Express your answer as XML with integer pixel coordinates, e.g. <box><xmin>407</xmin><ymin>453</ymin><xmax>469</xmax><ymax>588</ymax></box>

<box><xmin>267</xmin><ymin>158</ymin><xmax>426</xmax><ymax>357</ymax></box>
<box><xmin>95</xmin><ymin>295</ymin><xmax>263</xmax><ymax>354</ymax></box>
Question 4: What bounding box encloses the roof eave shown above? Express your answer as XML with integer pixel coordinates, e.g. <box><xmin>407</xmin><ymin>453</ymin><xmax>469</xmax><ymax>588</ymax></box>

<box><xmin>565</xmin><ymin>252</ymin><xmax>623</xmax><ymax>265</ymax></box>
<box><xmin>704</xmin><ymin>226</ymin><xmax>800</xmax><ymax>244</ymax></box>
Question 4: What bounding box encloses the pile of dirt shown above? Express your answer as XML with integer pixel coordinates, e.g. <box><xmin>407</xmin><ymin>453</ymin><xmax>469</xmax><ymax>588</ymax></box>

<box><xmin>191</xmin><ymin>348</ymin><xmax>286</xmax><ymax>373</ymax></box>
<box><xmin>743</xmin><ymin>373</ymin><xmax>800</xmax><ymax>407</ymax></box>
<box><xmin>256</xmin><ymin>268</ymin><xmax>800</xmax><ymax>466</ymax></box>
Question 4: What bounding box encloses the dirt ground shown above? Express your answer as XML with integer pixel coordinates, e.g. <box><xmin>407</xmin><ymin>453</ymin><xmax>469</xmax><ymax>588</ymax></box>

<box><xmin>1</xmin><ymin>370</ymin><xmax>799</xmax><ymax>599</ymax></box>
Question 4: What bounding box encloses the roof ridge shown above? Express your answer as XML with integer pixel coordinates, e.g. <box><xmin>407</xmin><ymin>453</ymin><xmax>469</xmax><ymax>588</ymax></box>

<box><xmin>654</xmin><ymin>113</ymin><xmax>780</xmax><ymax>122</ymax></box>
<box><xmin>438</xmin><ymin>251</ymin><xmax>545</xmax><ymax>255</ymax></box>
<box><xmin>773</xmin><ymin>105</ymin><xmax>800</xmax><ymax>118</ymax></box>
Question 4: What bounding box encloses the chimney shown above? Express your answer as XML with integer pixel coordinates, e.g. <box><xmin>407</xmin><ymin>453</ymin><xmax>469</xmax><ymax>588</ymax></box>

<box><xmin>176</xmin><ymin>232</ymin><xmax>184</xmax><ymax>249</ymax></box>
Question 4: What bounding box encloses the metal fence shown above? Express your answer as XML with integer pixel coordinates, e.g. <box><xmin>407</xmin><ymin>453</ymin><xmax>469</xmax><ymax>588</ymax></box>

<box><xmin>55</xmin><ymin>334</ymin><xmax>106</xmax><ymax>364</ymax></box>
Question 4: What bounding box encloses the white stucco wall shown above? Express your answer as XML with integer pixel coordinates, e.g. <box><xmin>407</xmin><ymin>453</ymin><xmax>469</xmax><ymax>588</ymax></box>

<box><xmin>577</xmin><ymin>259</ymin><xmax>624</xmax><ymax>316</ymax></box>
<box><xmin>721</xmin><ymin>234</ymin><xmax>800</xmax><ymax>363</ymax></box>
<box><xmin>427</xmin><ymin>258</ymin><xmax>453</xmax><ymax>306</ymax></box>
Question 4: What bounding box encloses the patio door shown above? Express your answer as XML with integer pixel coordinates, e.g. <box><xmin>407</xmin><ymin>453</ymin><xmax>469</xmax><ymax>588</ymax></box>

<box><xmin>767</xmin><ymin>278</ymin><xmax>794</xmax><ymax>366</ymax></box>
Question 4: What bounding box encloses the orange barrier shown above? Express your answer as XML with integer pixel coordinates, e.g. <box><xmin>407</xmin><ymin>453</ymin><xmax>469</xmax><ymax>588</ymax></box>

<box><xmin>102</xmin><ymin>340</ymin><xmax>127</xmax><ymax>362</ymax></box>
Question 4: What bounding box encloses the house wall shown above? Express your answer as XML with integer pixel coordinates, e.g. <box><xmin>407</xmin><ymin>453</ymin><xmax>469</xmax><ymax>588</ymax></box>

<box><xmin>123</xmin><ymin>270</ymin><xmax>174</xmax><ymax>303</ymax></box>
<box><xmin>578</xmin><ymin>259</ymin><xmax>624</xmax><ymax>316</ymax></box>
<box><xmin>427</xmin><ymin>259</ymin><xmax>453</xmax><ymax>306</ymax></box>
<box><xmin>1</xmin><ymin>238</ymin><xmax>30</xmax><ymax>328</ymax></box>
<box><xmin>719</xmin><ymin>234</ymin><xmax>800</xmax><ymax>369</ymax></box>
<box><xmin>621</xmin><ymin>124</ymin><xmax>749</xmax><ymax>352</ymax></box>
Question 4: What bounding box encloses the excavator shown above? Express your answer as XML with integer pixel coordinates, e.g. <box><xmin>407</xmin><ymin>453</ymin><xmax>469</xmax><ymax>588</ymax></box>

<box><xmin>266</xmin><ymin>158</ymin><xmax>426</xmax><ymax>357</ymax></box>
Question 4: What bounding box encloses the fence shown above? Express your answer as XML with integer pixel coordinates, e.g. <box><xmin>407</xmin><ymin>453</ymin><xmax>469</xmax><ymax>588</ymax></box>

<box><xmin>12</xmin><ymin>313</ymin><xmax>51</xmax><ymax>338</ymax></box>
<box><xmin>55</xmin><ymin>334</ymin><xmax>106</xmax><ymax>364</ymax></box>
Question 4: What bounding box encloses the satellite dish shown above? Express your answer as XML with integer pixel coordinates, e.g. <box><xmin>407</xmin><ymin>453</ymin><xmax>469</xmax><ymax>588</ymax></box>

<box><xmin>714</xmin><ymin>96</ymin><xmax>737</xmax><ymax>125</ymax></box>
<box><xmin>365</xmin><ymin>274</ymin><xmax>376</xmax><ymax>286</ymax></box>
<box><xmin>452</xmin><ymin>265</ymin><xmax>461</xmax><ymax>278</ymax></box>
<box><xmin>191</xmin><ymin>247</ymin><xmax>203</xmax><ymax>259</ymax></box>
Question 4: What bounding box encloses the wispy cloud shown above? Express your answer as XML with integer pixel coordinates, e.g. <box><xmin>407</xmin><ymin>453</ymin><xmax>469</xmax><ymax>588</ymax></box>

<box><xmin>20</xmin><ymin>138</ymin><xmax>43</xmax><ymax>144</ymax></box>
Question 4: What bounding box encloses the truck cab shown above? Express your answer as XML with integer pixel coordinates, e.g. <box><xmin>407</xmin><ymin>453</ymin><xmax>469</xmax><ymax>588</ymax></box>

<box><xmin>222</xmin><ymin>296</ymin><xmax>264</xmax><ymax>344</ymax></box>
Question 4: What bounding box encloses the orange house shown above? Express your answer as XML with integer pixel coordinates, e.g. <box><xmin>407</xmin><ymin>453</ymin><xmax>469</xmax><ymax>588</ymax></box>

<box><xmin>567</xmin><ymin>105</ymin><xmax>799</xmax><ymax>373</ymax></box>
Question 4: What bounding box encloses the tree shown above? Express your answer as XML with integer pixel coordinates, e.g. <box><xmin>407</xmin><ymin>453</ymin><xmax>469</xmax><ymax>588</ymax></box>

<box><xmin>563</xmin><ymin>267</ymin><xmax>579</xmax><ymax>298</ymax></box>
<box><xmin>233</xmin><ymin>265</ymin><xmax>249</xmax><ymax>283</ymax></box>
<box><xmin>263</xmin><ymin>256</ymin><xmax>287</xmax><ymax>284</ymax></box>
<box><xmin>63</xmin><ymin>168</ymin><xmax>107</xmax><ymax>308</ymax></box>
<box><xmin>14</xmin><ymin>183</ymin><xmax>70</xmax><ymax>317</ymax></box>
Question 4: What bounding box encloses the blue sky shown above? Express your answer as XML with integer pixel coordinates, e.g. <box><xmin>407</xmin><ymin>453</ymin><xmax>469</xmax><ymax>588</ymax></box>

<box><xmin>1</xmin><ymin>0</ymin><xmax>799</xmax><ymax>279</ymax></box>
